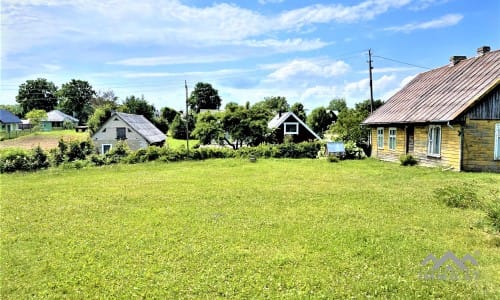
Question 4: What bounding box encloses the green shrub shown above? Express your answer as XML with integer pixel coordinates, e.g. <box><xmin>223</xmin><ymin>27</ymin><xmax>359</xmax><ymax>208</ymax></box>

<box><xmin>49</xmin><ymin>148</ymin><xmax>65</xmax><ymax>166</ymax></box>
<box><xmin>400</xmin><ymin>154</ymin><xmax>418</xmax><ymax>166</ymax></box>
<box><xmin>88</xmin><ymin>154</ymin><xmax>106</xmax><ymax>166</ymax></box>
<box><xmin>104</xmin><ymin>141</ymin><xmax>130</xmax><ymax>164</ymax></box>
<box><xmin>0</xmin><ymin>149</ymin><xmax>32</xmax><ymax>173</ymax></box>
<box><xmin>31</xmin><ymin>146</ymin><xmax>49</xmax><ymax>170</ymax></box>
<box><xmin>434</xmin><ymin>183</ymin><xmax>480</xmax><ymax>209</ymax></box>
<box><xmin>327</xmin><ymin>155</ymin><xmax>339</xmax><ymax>163</ymax></box>
<box><xmin>67</xmin><ymin>141</ymin><xmax>86</xmax><ymax>162</ymax></box>
<box><xmin>486</xmin><ymin>201</ymin><xmax>500</xmax><ymax>232</ymax></box>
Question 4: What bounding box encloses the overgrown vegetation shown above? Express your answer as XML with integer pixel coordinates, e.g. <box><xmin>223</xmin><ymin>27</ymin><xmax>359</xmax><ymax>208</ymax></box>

<box><xmin>434</xmin><ymin>182</ymin><xmax>481</xmax><ymax>209</ymax></box>
<box><xmin>400</xmin><ymin>154</ymin><xmax>418</xmax><ymax>166</ymax></box>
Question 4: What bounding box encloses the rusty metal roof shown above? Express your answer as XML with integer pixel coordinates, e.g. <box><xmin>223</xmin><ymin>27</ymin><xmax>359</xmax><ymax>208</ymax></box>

<box><xmin>363</xmin><ymin>49</ymin><xmax>500</xmax><ymax>125</ymax></box>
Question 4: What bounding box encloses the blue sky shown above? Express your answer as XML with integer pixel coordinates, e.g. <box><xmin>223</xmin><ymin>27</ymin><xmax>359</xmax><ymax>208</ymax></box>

<box><xmin>1</xmin><ymin>0</ymin><xmax>499</xmax><ymax>111</ymax></box>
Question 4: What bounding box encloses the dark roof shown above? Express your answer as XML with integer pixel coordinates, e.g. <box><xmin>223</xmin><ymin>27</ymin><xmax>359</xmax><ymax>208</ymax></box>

<box><xmin>114</xmin><ymin>112</ymin><xmax>166</xmax><ymax>144</ymax></box>
<box><xmin>363</xmin><ymin>49</ymin><xmax>500</xmax><ymax>125</ymax></box>
<box><xmin>268</xmin><ymin>111</ymin><xmax>321</xmax><ymax>140</ymax></box>
<box><xmin>0</xmin><ymin>109</ymin><xmax>22</xmax><ymax>124</ymax></box>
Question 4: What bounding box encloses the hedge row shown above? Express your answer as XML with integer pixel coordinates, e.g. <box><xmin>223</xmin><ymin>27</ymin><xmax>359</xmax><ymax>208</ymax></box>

<box><xmin>0</xmin><ymin>141</ymin><xmax>323</xmax><ymax>173</ymax></box>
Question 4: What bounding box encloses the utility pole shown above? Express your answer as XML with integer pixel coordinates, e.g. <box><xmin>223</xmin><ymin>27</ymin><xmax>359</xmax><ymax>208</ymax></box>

<box><xmin>185</xmin><ymin>80</ymin><xmax>189</xmax><ymax>155</ymax></box>
<box><xmin>368</xmin><ymin>49</ymin><xmax>374</xmax><ymax>114</ymax></box>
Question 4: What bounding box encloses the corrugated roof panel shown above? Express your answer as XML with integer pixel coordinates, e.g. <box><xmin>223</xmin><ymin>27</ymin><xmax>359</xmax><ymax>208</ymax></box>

<box><xmin>364</xmin><ymin>50</ymin><xmax>500</xmax><ymax>124</ymax></box>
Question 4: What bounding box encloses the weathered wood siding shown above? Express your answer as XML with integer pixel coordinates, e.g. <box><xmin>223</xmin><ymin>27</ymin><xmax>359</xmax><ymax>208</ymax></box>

<box><xmin>370</xmin><ymin>127</ymin><xmax>405</xmax><ymax>162</ymax></box>
<box><xmin>462</xmin><ymin>119</ymin><xmax>500</xmax><ymax>172</ymax></box>
<box><xmin>465</xmin><ymin>85</ymin><xmax>500</xmax><ymax>120</ymax></box>
<box><xmin>92</xmin><ymin>117</ymin><xmax>149</xmax><ymax>153</ymax></box>
<box><xmin>412</xmin><ymin>125</ymin><xmax>461</xmax><ymax>170</ymax></box>
<box><xmin>371</xmin><ymin>124</ymin><xmax>461</xmax><ymax>170</ymax></box>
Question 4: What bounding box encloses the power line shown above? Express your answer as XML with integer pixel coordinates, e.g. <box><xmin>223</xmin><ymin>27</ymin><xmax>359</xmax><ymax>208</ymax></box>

<box><xmin>372</xmin><ymin>54</ymin><xmax>431</xmax><ymax>70</ymax></box>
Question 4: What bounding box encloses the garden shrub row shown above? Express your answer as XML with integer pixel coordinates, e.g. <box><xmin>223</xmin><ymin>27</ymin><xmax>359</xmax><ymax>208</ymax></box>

<box><xmin>0</xmin><ymin>140</ymin><xmax>323</xmax><ymax>173</ymax></box>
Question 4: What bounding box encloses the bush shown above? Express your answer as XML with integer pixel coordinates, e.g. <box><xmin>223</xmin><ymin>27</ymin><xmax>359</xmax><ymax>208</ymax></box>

<box><xmin>434</xmin><ymin>183</ymin><xmax>480</xmax><ymax>209</ymax></box>
<box><xmin>0</xmin><ymin>149</ymin><xmax>32</xmax><ymax>173</ymax></box>
<box><xmin>67</xmin><ymin>140</ymin><xmax>86</xmax><ymax>162</ymax></box>
<box><xmin>327</xmin><ymin>155</ymin><xmax>339</xmax><ymax>163</ymax></box>
<box><xmin>105</xmin><ymin>141</ymin><xmax>130</xmax><ymax>164</ymax></box>
<box><xmin>400</xmin><ymin>154</ymin><xmax>418</xmax><ymax>166</ymax></box>
<box><xmin>31</xmin><ymin>146</ymin><xmax>49</xmax><ymax>170</ymax></box>
<box><xmin>486</xmin><ymin>201</ymin><xmax>500</xmax><ymax>232</ymax></box>
<box><xmin>88</xmin><ymin>154</ymin><xmax>106</xmax><ymax>166</ymax></box>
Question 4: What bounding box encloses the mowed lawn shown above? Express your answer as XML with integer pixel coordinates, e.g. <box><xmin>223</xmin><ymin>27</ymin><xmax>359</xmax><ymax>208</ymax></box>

<box><xmin>1</xmin><ymin>159</ymin><xmax>499</xmax><ymax>298</ymax></box>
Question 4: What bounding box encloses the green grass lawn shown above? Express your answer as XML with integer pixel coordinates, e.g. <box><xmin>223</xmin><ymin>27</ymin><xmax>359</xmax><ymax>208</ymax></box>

<box><xmin>1</xmin><ymin>159</ymin><xmax>499</xmax><ymax>298</ymax></box>
<box><xmin>166</xmin><ymin>137</ymin><xmax>199</xmax><ymax>150</ymax></box>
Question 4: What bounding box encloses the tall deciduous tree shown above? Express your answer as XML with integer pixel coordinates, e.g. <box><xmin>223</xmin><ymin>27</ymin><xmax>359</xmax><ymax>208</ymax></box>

<box><xmin>290</xmin><ymin>102</ymin><xmax>307</xmax><ymax>122</ymax></box>
<box><xmin>307</xmin><ymin>106</ymin><xmax>334</xmax><ymax>137</ymax></box>
<box><xmin>327</xmin><ymin>98</ymin><xmax>348</xmax><ymax>112</ymax></box>
<box><xmin>192</xmin><ymin>112</ymin><xmax>225</xmax><ymax>145</ymax></box>
<box><xmin>25</xmin><ymin>109</ymin><xmax>47</xmax><ymax>128</ymax></box>
<box><xmin>255</xmin><ymin>96</ymin><xmax>289</xmax><ymax>114</ymax></box>
<box><xmin>170</xmin><ymin>113</ymin><xmax>195</xmax><ymax>139</ymax></box>
<box><xmin>91</xmin><ymin>90</ymin><xmax>119</xmax><ymax>109</ymax></box>
<box><xmin>120</xmin><ymin>95</ymin><xmax>156</xmax><ymax>121</ymax></box>
<box><xmin>58</xmin><ymin>79</ymin><xmax>96</xmax><ymax>124</ymax></box>
<box><xmin>160</xmin><ymin>106</ymin><xmax>179</xmax><ymax>124</ymax></box>
<box><xmin>188</xmin><ymin>82</ymin><xmax>222</xmax><ymax>113</ymax></box>
<box><xmin>16</xmin><ymin>78</ymin><xmax>58</xmax><ymax>115</ymax></box>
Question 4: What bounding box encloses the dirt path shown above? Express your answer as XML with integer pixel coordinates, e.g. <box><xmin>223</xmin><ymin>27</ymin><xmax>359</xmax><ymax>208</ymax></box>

<box><xmin>0</xmin><ymin>132</ymin><xmax>88</xmax><ymax>150</ymax></box>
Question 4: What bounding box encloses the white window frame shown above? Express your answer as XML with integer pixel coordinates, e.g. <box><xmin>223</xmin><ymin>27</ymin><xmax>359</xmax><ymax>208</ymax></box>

<box><xmin>427</xmin><ymin>125</ymin><xmax>441</xmax><ymax>157</ymax></box>
<box><xmin>284</xmin><ymin>122</ymin><xmax>299</xmax><ymax>135</ymax></box>
<box><xmin>101</xmin><ymin>144</ymin><xmax>112</xmax><ymax>154</ymax></box>
<box><xmin>377</xmin><ymin>127</ymin><xmax>384</xmax><ymax>149</ymax></box>
<box><xmin>494</xmin><ymin>123</ymin><xmax>500</xmax><ymax>160</ymax></box>
<box><xmin>388</xmin><ymin>127</ymin><xmax>397</xmax><ymax>150</ymax></box>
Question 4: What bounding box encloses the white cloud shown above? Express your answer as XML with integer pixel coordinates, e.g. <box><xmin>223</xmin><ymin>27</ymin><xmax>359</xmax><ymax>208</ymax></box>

<box><xmin>267</xmin><ymin>59</ymin><xmax>350</xmax><ymax>81</ymax></box>
<box><xmin>258</xmin><ymin>0</ymin><xmax>285</xmax><ymax>4</ymax></box>
<box><xmin>237</xmin><ymin>38</ymin><xmax>330</xmax><ymax>52</ymax></box>
<box><xmin>384</xmin><ymin>13</ymin><xmax>463</xmax><ymax>33</ymax></box>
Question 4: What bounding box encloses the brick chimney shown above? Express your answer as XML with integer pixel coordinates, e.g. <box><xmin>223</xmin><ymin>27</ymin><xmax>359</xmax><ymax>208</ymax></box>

<box><xmin>477</xmin><ymin>46</ymin><xmax>491</xmax><ymax>56</ymax></box>
<box><xmin>449</xmin><ymin>55</ymin><xmax>467</xmax><ymax>66</ymax></box>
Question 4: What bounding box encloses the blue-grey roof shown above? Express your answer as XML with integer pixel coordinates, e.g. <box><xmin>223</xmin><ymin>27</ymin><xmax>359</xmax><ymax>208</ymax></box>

<box><xmin>0</xmin><ymin>109</ymin><xmax>22</xmax><ymax>124</ymax></box>
<box><xmin>326</xmin><ymin>142</ymin><xmax>345</xmax><ymax>153</ymax></box>
<box><xmin>46</xmin><ymin>110</ymin><xmax>79</xmax><ymax>123</ymax></box>
<box><xmin>115</xmin><ymin>112</ymin><xmax>166</xmax><ymax>144</ymax></box>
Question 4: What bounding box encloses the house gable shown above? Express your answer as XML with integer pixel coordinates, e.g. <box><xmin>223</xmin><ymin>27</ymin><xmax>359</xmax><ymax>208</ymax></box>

<box><xmin>268</xmin><ymin>112</ymin><xmax>321</xmax><ymax>143</ymax></box>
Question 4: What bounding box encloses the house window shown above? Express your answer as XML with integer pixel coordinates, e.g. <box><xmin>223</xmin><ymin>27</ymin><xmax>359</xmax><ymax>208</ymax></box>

<box><xmin>102</xmin><ymin>144</ymin><xmax>112</xmax><ymax>154</ymax></box>
<box><xmin>284</xmin><ymin>122</ymin><xmax>298</xmax><ymax>135</ymax></box>
<box><xmin>389</xmin><ymin>128</ymin><xmax>397</xmax><ymax>150</ymax></box>
<box><xmin>495</xmin><ymin>123</ymin><xmax>500</xmax><ymax>160</ymax></box>
<box><xmin>377</xmin><ymin>128</ymin><xmax>384</xmax><ymax>149</ymax></box>
<box><xmin>116</xmin><ymin>127</ymin><xmax>126</xmax><ymax>140</ymax></box>
<box><xmin>427</xmin><ymin>125</ymin><xmax>441</xmax><ymax>157</ymax></box>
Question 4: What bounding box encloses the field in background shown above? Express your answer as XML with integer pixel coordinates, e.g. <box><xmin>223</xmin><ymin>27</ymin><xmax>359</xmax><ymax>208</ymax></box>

<box><xmin>166</xmin><ymin>137</ymin><xmax>199</xmax><ymax>149</ymax></box>
<box><xmin>0</xmin><ymin>130</ymin><xmax>89</xmax><ymax>150</ymax></box>
<box><xmin>1</xmin><ymin>159</ymin><xmax>499</xmax><ymax>298</ymax></box>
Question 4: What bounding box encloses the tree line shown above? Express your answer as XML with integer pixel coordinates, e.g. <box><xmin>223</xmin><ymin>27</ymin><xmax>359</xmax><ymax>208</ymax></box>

<box><xmin>2</xmin><ymin>78</ymin><xmax>384</xmax><ymax>152</ymax></box>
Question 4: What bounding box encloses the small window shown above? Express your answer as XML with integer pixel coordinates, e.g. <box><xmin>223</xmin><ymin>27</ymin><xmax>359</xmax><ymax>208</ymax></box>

<box><xmin>284</xmin><ymin>122</ymin><xmax>298</xmax><ymax>135</ymax></box>
<box><xmin>377</xmin><ymin>128</ymin><xmax>384</xmax><ymax>149</ymax></box>
<box><xmin>495</xmin><ymin>123</ymin><xmax>500</xmax><ymax>160</ymax></box>
<box><xmin>116</xmin><ymin>127</ymin><xmax>126</xmax><ymax>140</ymax></box>
<box><xmin>102</xmin><ymin>144</ymin><xmax>112</xmax><ymax>154</ymax></box>
<box><xmin>389</xmin><ymin>128</ymin><xmax>397</xmax><ymax>150</ymax></box>
<box><xmin>428</xmin><ymin>125</ymin><xmax>441</xmax><ymax>157</ymax></box>
<box><xmin>102</xmin><ymin>128</ymin><xmax>106</xmax><ymax>133</ymax></box>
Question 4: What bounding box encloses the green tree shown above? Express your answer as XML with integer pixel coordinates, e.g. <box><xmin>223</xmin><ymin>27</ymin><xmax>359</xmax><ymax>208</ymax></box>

<box><xmin>58</xmin><ymin>79</ymin><xmax>96</xmax><ymax>124</ymax></box>
<box><xmin>192</xmin><ymin>112</ymin><xmax>225</xmax><ymax>145</ymax></box>
<box><xmin>327</xmin><ymin>98</ymin><xmax>348</xmax><ymax>112</ymax></box>
<box><xmin>307</xmin><ymin>107</ymin><xmax>334</xmax><ymax>137</ymax></box>
<box><xmin>170</xmin><ymin>113</ymin><xmax>195</xmax><ymax>139</ymax></box>
<box><xmin>91</xmin><ymin>90</ymin><xmax>119</xmax><ymax>109</ymax></box>
<box><xmin>0</xmin><ymin>104</ymin><xmax>23</xmax><ymax>118</ymax></box>
<box><xmin>188</xmin><ymin>82</ymin><xmax>222</xmax><ymax>113</ymax></box>
<box><xmin>87</xmin><ymin>104</ymin><xmax>114</xmax><ymax>134</ymax></box>
<box><xmin>290</xmin><ymin>102</ymin><xmax>307</xmax><ymax>122</ymax></box>
<box><xmin>160</xmin><ymin>107</ymin><xmax>179</xmax><ymax>124</ymax></box>
<box><xmin>120</xmin><ymin>95</ymin><xmax>156</xmax><ymax>121</ymax></box>
<box><xmin>25</xmin><ymin>109</ymin><xmax>47</xmax><ymax>129</ymax></box>
<box><xmin>255</xmin><ymin>96</ymin><xmax>289</xmax><ymax>114</ymax></box>
<box><xmin>16</xmin><ymin>78</ymin><xmax>58</xmax><ymax>115</ymax></box>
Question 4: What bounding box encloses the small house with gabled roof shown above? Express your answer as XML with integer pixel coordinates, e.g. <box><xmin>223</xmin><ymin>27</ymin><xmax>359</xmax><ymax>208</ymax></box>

<box><xmin>0</xmin><ymin>109</ymin><xmax>22</xmax><ymax>136</ymax></box>
<box><xmin>41</xmin><ymin>110</ymin><xmax>79</xmax><ymax>131</ymax></box>
<box><xmin>363</xmin><ymin>46</ymin><xmax>499</xmax><ymax>172</ymax></box>
<box><xmin>268</xmin><ymin>111</ymin><xmax>321</xmax><ymax>143</ymax></box>
<box><xmin>92</xmin><ymin>112</ymin><xmax>166</xmax><ymax>154</ymax></box>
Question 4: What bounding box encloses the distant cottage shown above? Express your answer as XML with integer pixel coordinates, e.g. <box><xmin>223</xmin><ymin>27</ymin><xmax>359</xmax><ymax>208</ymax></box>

<box><xmin>363</xmin><ymin>46</ymin><xmax>499</xmax><ymax>172</ymax></box>
<box><xmin>268</xmin><ymin>112</ymin><xmax>321</xmax><ymax>143</ymax></box>
<box><xmin>42</xmin><ymin>110</ymin><xmax>79</xmax><ymax>131</ymax></box>
<box><xmin>92</xmin><ymin>112</ymin><xmax>166</xmax><ymax>154</ymax></box>
<box><xmin>0</xmin><ymin>109</ymin><xmax>22</xmax><ymax>136</ymax></box>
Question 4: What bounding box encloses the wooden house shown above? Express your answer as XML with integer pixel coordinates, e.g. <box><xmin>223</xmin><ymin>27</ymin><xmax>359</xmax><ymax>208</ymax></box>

<box><xmin>0</xmin><ymin>109</ymin><xmax>22</xmax><ymax>137</ymax></box>
<box><xmin>268</xmin><ymin>112</ymin><xmax>321</xmax><ymax>143</ymax></box>
<box><xmin>41</xmin><ymin>110</ymin><xmax>79</xmax><ymax>131</ymax></box>
<box><xmin>92</xmin><ymin>112</ymin><xmax>166</xmax><ymax>154</ymax></box>
<box><xmin>363</xmin><ymin>46</ymin><xmax>499</xmax><ymax>172</ymax></box>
